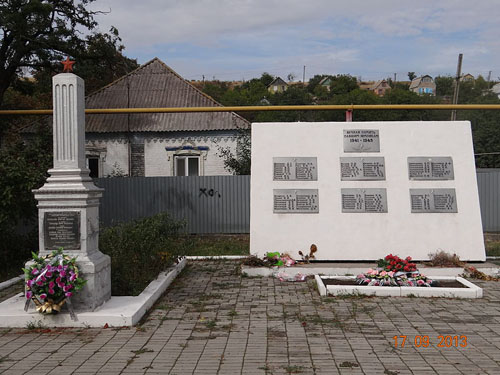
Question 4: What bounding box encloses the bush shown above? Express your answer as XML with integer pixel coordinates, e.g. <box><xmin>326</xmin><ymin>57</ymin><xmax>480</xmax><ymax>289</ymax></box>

<box><xmin>99</xmin><ymin>213</ymin><xmax>186</xmax><ymax>296</ymax></box>
<box><xmin>427</xmin><ymin>250</ymin><xmax>464</xmax><ymax>267</ymax></box>
<box><xmin>0</xmin><ymin>229</ymin><xmax>38</xmax><ymax>282</ymax></box>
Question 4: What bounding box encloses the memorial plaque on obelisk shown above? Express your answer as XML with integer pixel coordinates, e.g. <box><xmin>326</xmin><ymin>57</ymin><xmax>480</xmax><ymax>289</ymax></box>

<box><xmin>340</xmin><ymin>157</ymin><xmax>385</xmax><ymax>180</ymax></box>
<box><xmin>410</xmin><ymin>188</ymin><xmax>457</xmax><ymax>213</ymax></box>
<box><xmin>43</xmin><ymin>211</ymin><xmax>81</xmax><ymax>250</ymax></box>
<box><xmin>343</xmin><ymin>129</ymin><xmax>380</xmax><ymax>152</ymax></box>
<box><xmin>273</xmin><ymin>157</ymin><xmax>317</xmax><ymax>181</ymax></box>
<box><xmin>408</xmin><ymin>157</ymin><xmax>454</xmax><ymax>180</ymax></box>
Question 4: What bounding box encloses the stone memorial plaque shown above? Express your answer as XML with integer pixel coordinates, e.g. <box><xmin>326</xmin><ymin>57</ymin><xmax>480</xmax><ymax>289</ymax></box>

<box><xmin>341</xmin><ymin>188</ymin><xmax>387</xmax><ymax>213</ymax></box>
<box><xmin>44</xmin><ymin>211</ymin><xmax>81</xmax><ymax>249</ymax></box>
<box><xmin>273</xmin><ymin>157</ymin><xmax>317</xmax><ymax>180</ymax></box>
<box><xmin>340</xmin><ymin>157</ymin><xmax>385</xmax><ymax>180</ymax></box>
<box><xmin>273</xmin><ymin>189</ymin><xmax>319</xmax><ymax>213</ymax></box>
<box><xmin>408</xmin><ymin>157</ymin><xmax>454</xmax><ymax>180</ymax></box>
<box><xmin>410</xmin><ymin>189</ymin><xmax>457</xmax><ymax>213</ymax></box>
<box><xmin>343</xmin><ymin>129</ymin><xmax>380</xmax><ymax>152</ymax></box>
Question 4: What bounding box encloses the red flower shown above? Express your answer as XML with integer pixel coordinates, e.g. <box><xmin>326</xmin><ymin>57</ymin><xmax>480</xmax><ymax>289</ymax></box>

<box><xmin>396</xmin><ymin>264</ymin><xmax>402</xmax><ymax>269</ymax></box>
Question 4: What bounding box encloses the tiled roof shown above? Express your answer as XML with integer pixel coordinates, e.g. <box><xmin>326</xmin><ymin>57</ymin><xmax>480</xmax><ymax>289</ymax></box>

<box><xmin>85</xmin><ymin>58</ymin><xmax>249</xmax><ymax>133</ymax></box>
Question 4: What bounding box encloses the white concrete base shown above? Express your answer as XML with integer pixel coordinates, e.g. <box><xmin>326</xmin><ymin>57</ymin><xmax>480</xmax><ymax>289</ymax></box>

<box><xmin>316</xmin><ymin>275</ymin><xmax>483</xmax><ymax>298</ymax></box>
<box><xmin>0</xmin><ymin>258</ymin><xmax>186</xmax><ymax>328</ymax></box>
<box><xmin>0</xmin><ymin>275</ymin><xmax>23</xmax><ymax>291</ymax></box>
<box><xmin>242</xmin><ymin>263</ymin><xmax>500</xmax><ymax>278</ymax></box>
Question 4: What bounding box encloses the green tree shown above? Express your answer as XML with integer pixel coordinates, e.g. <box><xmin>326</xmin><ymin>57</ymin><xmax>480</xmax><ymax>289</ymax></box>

<box><xmin>0</xmin><ymin>125</ymin><xmax>52</xmax><ymax>275</ymax></box>
<box><xmin>201</xmin><ymin>81</ymin><xmax>230</xmax><ymax>103</ymax></box>
<box><xmin>217</xmin><ymin>129</ymin><xmax>251</xmax><ymax>175</ymax></box>
<box><xmin>408</xmin><ymin>72</ymin><xmax>417</xmax><ymax>81</ymax></box>
<box><xmin>329</xmin><ymin>74</ymin><xmax>359</xmax><ymax>96</ymax></box>
<box><xmin>0</xmin><ymin>0</ymin><xmax>103</xmax><ymax>106</ymax></box>
<box><xmin>435</xmin><ymin>75</ymin><xmax>454</xmax><ymax>97</ymax></box>
<box><xmin>307</xmin><ymin>74</ymin><xmax>328</xmax><ymax>93</ymax></box>
<box><xmin>259</xmin><ymin>72</ymin><xmax>274</xmax><ymax>87</ymax></box>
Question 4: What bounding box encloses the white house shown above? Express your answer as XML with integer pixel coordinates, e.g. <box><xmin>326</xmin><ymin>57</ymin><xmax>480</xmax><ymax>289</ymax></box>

<box><xmin>84</xmin><ymin>58</ymin><xmax>250</xmax><ymax>177</ymax></box>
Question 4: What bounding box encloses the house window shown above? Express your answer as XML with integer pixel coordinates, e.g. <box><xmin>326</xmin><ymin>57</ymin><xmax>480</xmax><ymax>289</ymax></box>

<box><xmin>87</xmin><ymin>157</ymin><xmax>99</xmax><ymax>178</ymax></box>
<box><xmin>175</xmin><ymin>155</ymin><xmax>199</xmax><ymax>176</ymax></box>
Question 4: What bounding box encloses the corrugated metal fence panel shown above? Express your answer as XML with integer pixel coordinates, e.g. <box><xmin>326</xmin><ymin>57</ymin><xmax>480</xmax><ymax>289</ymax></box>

<box><xmin>477</xmin><ymin>169</ymin><xmax>500</xmax><ymax>232</ymax></box>
<box><xmin>95</xmin><ymin>170</ymin><xmax>500</xmax><ymax>233</ymax></box>
<box><xmin>95</xmin><ymin>175</ymin><xmax>250</xmax><ymax>234</ymax></box>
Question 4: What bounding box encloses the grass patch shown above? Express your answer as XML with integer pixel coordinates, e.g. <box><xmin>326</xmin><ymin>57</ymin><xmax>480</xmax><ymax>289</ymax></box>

<box><xmin>26</xmin><ymin>320</ymin><xmax>45</xmax><ymax>330</ymax></box>
<box><xmin>177</xmin><ymin>234</ymin><xmax>249</xmax><ymax>256</ymax></box>
<box><xmin>339</xmin><ymin>361</ymin><xmax>359</xmax><ymax>368</ymax></box>
<box><xmin>204</xmin><ymin>319</ymin><xmax>217</xmax><ymax>329</ymax></box>
<box><xmin>282</xmin><ymin>365</ymin><xmax>305</xmax><ymax>373</ymax></box>
<box><xmin>131</xmin><ymin>348</ymin><xmax>154</xmax><ymax>355</ymax></box>
<box><xmin>486</xmin><ymin>241</ymin><xmax>500</xmax><ymax>257</ymax></box>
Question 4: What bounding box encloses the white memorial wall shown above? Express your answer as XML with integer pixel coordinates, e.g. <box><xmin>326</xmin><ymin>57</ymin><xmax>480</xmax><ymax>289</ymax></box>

<box><xmin>250</xmin><ymin>121</ymin><xmax>486</xmax><ymax>261</ymax></box>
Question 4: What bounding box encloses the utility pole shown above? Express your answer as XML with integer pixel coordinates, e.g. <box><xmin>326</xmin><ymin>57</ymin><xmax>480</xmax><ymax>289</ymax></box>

<box><xmin>303</xmin><ymin>66</ymin><xmax>306</xmax><ymax>83</ymax></box>
<box><xmin>451</xmin><ymin>53</ymin><xmax>463</xmax><ymax>121</ymax></box>
<box><xmin>394</xmin><ymin>73</ymin><xmax>397</xmax><ymax>83</ymax></box>
<box><xmin>487</xmin><ymin>71</ymin><xmax>492</xmax><ymax>89</ymax></box>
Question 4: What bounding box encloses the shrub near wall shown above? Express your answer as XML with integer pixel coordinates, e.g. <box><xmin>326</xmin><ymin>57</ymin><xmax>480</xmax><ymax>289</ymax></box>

<box><xmin>99</xmin><ymin>213</ymin><xmax>186</xmax><ymax>296</ymax></box>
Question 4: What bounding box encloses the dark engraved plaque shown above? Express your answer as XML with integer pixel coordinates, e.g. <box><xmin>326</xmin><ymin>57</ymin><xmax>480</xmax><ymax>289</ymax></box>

<box><xmin>410</xmin><ymin>189</ymin><xmax>457</xmax><ymax>213</ymax></box>
<box><xmin>340</xmin><ymin>157</ymin><xmax>385</xmax><ymax>180</ymax></box>
<box><xmin>341</xmin><ymin>188</ymin><xmax>387</xmax><ymax>213</ymax></box>
<box><xmin>44</xmin><ymin>211</ymin><xmax>81</xmax><ymax>250</ymax></box>
<box><xmin>343</xmin><ymin>129</ymin><xmax>380</xmax><ymax>152</ymax></box>
<box><xmin>273</xmin><ymin>189</ymin><xmax>319</xmax><ymax>213</ymax></box>
<box><xmin>408</xmin><ymin>157</ymin><xmax>454</xmax><ymax>180</ymax></box>
<box><xmin>273</xmin><ymin>157</ymin><xmax>317</xmax><ymax>181</ymax></box>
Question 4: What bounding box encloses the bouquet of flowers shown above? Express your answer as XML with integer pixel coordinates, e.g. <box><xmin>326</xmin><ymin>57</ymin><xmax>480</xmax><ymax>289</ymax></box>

<box><xmin>377</xmin><ymin>254</ymin><xmax>418</xmax><ymax>273</ymax></box>
<box><xmin>356</xmin><ymin>254</ymin><xmax>433</xmax><ymax>287</ymax></box>
<box><xmin>265</xmin><ymin>252</ymin><xmax>295</xmax><ymax>267</ymax></box>
<box><xmin>23</xmin><ymin>249</ymin><xmax>85</xmax><ymax>318</ymax></box>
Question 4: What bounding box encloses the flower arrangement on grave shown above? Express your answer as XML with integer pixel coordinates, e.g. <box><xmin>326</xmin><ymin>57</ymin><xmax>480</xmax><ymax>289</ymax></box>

<box><xmin>356</xmin><ymin>254</ymin><xmax>433</xmax><ymax>287</ymax></box>
<box><xmin>23</xmin><ymin>249</ymin><xmax>85</xmax><ymax>318</ymax></box>
<box><xmin>266</xmin><ymin>252</ymin><xmax>295</xmax><ymax>267</ymax></box>
<box><xmin>298</xmin><ymin>244</ymin><xmax>317</xmax><ymax>263</ymax></box>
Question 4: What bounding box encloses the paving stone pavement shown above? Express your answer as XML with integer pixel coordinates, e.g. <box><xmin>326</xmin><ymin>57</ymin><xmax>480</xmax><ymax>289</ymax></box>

<box><xmin>1</xmin><ymin>260</ymin><xmax>500</xmax><ymax>374</ymax></box>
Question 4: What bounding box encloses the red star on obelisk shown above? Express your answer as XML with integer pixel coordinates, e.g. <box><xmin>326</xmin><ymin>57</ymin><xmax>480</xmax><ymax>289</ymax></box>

<box><xmin>61</xmin><ymin>57</ymin><xmax>75</xmax><ymax>73</ymax></box>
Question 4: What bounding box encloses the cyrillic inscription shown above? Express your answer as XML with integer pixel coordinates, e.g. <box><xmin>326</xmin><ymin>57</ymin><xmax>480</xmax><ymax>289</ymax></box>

<box><xmin>408</xmin><ymin>157</ymin><xmax>454</xmax><ymax>180</ymax></box>
<box><xmin>341</xmin><ymin>188</ymin><xmax>388</xmax><ymax>213</ymax></box>
<box><xmin>44</xmin><ymin>211</ymin><xmax>81</xmax><ymax>250</ymax></box>
<box><xmin>343</xmin><ymin>129</ymin><xmax>380</xmax><ymax>152</ymax></box>
<box><xmin>273</xmin><ymin>189</ymin><xmax>319</xmax><ymax>213</ymax></box>
<box><xmin>410</xmin><ymin>189</ymin><xmax>457</xmax><ymax>213</ymax></box>
<box><xmin>340</xmin><ymin>157</ymin><xmax>385</xmax><ymax>180</ymax></box>
<box><xmin>273</xmin><ymin>157</ymin><xmax>317</xmax><ymax>181</ymax></box>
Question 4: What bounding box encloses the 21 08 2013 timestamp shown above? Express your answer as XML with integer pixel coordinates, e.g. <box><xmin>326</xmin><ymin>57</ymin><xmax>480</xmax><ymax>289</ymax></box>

<box><xmin>393</xmin><ymin>335</ymin><xmax>467</xmax><ymax>348</ymax></box>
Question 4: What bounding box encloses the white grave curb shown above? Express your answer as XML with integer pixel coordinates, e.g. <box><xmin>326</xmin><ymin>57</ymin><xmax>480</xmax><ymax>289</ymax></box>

<box><xmin>241</xmin><ymin>264</ymin><xmax>500</xmax><ymax>278</ymax></box>
<box><xmin>317</xmin><ymin>275</ymin><xmax>482</xmax><ymax>298</ymax></box>
<box><xmin>0</xmin><ymin>275</ymin><xmax>23</xmax><ymax>291</ymax></box>
<box><xmin>0</xmin><ymin>258</ymin><xmax>186</xmax><ymax>328</ymax></box>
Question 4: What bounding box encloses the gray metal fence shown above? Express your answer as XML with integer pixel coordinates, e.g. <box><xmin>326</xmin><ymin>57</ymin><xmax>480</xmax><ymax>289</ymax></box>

<box><xmin>95</xmin><ymin>175</ymin><xmax>250</xmax><ymax>234</ymax></box>
<box><xmin>477</xmin><ymin>169</ymin><xmax>500</xmax><ymax>232</ymax></box>
<box><xmin>96</xmin><ymin>170</ymin><xmax>500</xmax><ymax>234</ymax></box>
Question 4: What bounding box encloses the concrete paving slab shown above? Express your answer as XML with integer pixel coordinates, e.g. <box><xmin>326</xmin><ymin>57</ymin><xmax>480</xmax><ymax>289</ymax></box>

<box><xmin>1</xmin><ymin>259</ymin><xmax>500</xmax><ymax>374</ymax></box>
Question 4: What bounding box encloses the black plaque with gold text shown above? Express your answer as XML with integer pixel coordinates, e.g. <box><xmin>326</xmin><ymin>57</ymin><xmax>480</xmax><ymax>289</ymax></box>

<box><xmin>44</xmin><ymin>211</ymin><xmax>81</xmax><ymax>250</ymax></box>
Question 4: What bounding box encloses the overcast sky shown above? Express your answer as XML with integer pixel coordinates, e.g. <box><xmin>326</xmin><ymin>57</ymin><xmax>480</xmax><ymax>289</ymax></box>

<box><xmin>90</xmin><ymin>0</ymin><xmax>500</xmax><ymax>82</ymax></box>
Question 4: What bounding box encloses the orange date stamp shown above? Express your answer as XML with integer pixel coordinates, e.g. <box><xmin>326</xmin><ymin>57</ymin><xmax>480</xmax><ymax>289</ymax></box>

<box><xmin>393</xmin><ymin>335</ymin><xmax>467</xmax><ymax>348</ymax></box>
